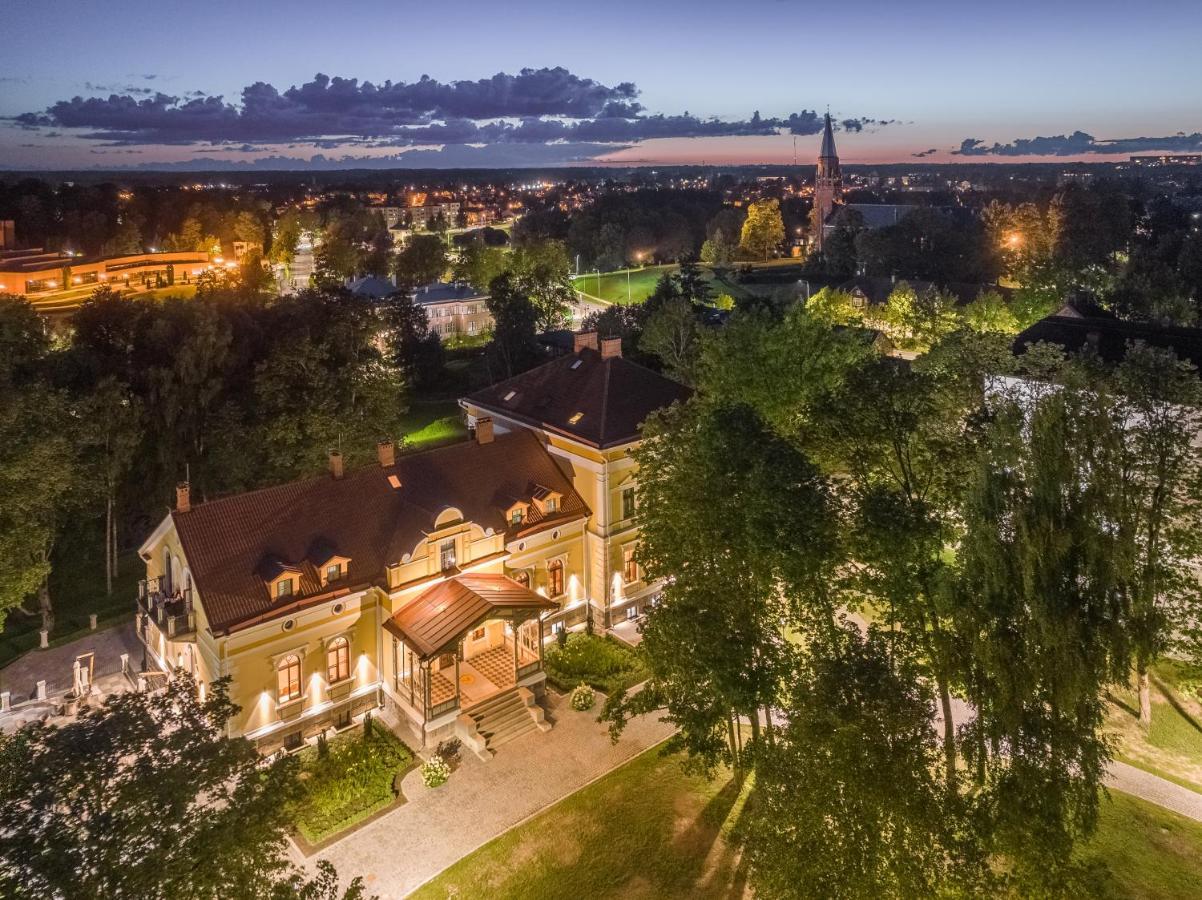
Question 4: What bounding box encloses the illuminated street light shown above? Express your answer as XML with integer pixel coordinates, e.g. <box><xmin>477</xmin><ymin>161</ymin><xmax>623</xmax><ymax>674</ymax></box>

<box><xmin>1004</xmin><ymin>232</ymin><xmax>1023</xmax><ymax>249</ymax></box>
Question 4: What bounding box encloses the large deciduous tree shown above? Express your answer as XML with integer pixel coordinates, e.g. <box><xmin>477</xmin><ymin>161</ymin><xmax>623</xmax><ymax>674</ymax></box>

<box><xmin>739</xmin><ymin>198</ymin><xmax>785</xmax><ymax>261</ymax></box>
<box><xmin>0</xmin><ymin>675</ymin><xmax>369</xmax><ymax>899</ymax></box>
<box><xmin>604</xmin><ymin>402</ymin><xmax>839</xmax><ymax>771</ymax></box>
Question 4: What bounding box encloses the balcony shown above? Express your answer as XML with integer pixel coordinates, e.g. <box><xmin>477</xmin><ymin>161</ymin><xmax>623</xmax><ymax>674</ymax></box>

<box><xmin>137</xmin><ymin>577</ymin><xmax>197</xmax><ymax>640</ymax></box>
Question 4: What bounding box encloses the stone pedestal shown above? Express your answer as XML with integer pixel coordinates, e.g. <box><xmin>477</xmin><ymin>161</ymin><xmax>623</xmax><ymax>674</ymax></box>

<box><xmin>89</xmin><ymin>613</ymin><xmax>98</xmax><ymax>630</ymax></box>
<box><xmin>38</xmin><ymin>629</ymin><xmax>48</xmax><ymax>649</ymax></box>
<box><xmin>36</xmin><ymin>680</ymin><xmax>47</xmax><ymax>701</ymax></box>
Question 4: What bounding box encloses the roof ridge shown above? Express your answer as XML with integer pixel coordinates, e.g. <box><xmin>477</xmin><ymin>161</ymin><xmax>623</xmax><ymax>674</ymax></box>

<box><xmin>598</xmin><ymin>357</ymin><xmax>612</xmax><ymax>442</ymax></box>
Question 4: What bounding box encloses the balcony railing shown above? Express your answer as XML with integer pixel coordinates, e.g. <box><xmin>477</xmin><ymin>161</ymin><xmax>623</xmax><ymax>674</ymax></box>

<box><xmin>138</xmin><ymin>578</ymin><xmax>196</xmax><ymax>639</ymax></box>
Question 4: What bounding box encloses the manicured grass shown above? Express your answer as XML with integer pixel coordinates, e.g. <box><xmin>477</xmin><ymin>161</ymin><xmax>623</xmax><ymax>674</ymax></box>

<box><xmin>0</xmin><ymin>524</ymin><xmax>141</xmax><ymax>672</ymax></box>
<box><xmin>571</xmin><ymin>262</ymin><xmax>787</xmax><ymax>308</ymax></box>
<box><xmin>410</xmin><ymin>743</ymin><xmax>752</xmax><ymax>900</ymax></box>
<box><xmin>1077</xmin><ymin>790</ymin><xmax>1202</xmax><ymax>899</ymax></box>
<box><xmin>399</xmin><ymin>400</ymin><xmax>469</xmax><ymax>451</ymax></box>
<box><xmin>1106</xmin><ymin>665</ymin><xmax>1202</xmax><ymax>793</ymax></box>
<box><xmin>413</xmin><ymin>738</ymin><xmax>1202</xmax><ymax>900</ymax></box>
<box><xmin>543</xmin><ymin>632</ymin><xmax>649</xmax><ymax>695</ymax></box>
<box><xmin>289</xmin><ymin>718</ymin><xmax>415</xmax><ymax>846</ymax></box>
<box><xmin>572</xmin><ymin>265</ymin><xmax>674</xmax><ymax>305</ymax></box>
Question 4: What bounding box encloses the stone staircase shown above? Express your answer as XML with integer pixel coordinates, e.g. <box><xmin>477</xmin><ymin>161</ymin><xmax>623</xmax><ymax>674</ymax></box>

<box><xmin>458</xmin><ymin>687</ymin><xmax>550</xmax><ymax>759</ymax></box>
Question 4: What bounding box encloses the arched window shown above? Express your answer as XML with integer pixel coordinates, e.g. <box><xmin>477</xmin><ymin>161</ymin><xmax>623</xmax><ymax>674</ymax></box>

<box><xmin>277</xmin><ymin>654</ymin><xmax>302</xmax><ymax>702</ymax></box>
<box><xmin>326</xmin><ymin>637</ymin><xmax>350</xmax><ymax>684</ymax></box>
<box><xmin>547</xmin><ymin>559</ymin><xmax>564</xmax><ymax>598</ymax></box>
<box><xmin>512</xmin><ymin>569</ymin><xmax>530</xmax><ymax>588</ymax></box>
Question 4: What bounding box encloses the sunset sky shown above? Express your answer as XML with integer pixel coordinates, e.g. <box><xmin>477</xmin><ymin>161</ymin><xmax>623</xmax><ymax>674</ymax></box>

<box><xmin>2</xmin><ymin>0</ymin><xmax>1200</xmax><ymax>170</ymax></box>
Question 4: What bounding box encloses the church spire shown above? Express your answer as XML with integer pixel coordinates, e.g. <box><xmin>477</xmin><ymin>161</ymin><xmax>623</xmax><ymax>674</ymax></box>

<box><xmin>819</xmin><ymin>111</ymin><xmax>838</xmax><ymax>160</ymax></box>
<box><xmin>812</xmin><ymin>110</ymin><xmax>843</xmax><ymax>254</ymax></box>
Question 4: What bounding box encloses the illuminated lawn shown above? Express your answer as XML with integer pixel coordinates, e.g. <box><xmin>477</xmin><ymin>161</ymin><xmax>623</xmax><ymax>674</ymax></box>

<box><xmin>1108</xmin><ymin>660</ymin><xmax>1202</xmax><ymax>794</ymax></box>
<box><xmin>572</xmin><ymin>265</ymin><xmax>674</xmax><ymax>305</ymax></box>
<box><xmin>410</xmin><ymin>744</ymin><xmax>752</xmax><ymax>900</ymax></box>
<box><xmin>399</xmin><ymin>400</ymin><xmax>468</xmax><ymax>451</ymax></box>
<box><xmin>412</xmin><ymin>745</ymin><xmax>1202</xmax><ymax>900</ymax></box>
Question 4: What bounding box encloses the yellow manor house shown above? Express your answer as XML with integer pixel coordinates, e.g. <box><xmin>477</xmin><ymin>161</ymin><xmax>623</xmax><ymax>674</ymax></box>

<box><xmin>135</xmin><ymin>332</ymin><xmax>690</xmax><ymax>755</ymax></box>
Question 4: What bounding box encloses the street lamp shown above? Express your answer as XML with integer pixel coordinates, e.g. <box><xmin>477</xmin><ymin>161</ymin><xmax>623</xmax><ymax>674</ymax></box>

<box><xmin>628</xmin><ymin>251</ymin><xmax>644</xmax><ymax>303</ymax></box>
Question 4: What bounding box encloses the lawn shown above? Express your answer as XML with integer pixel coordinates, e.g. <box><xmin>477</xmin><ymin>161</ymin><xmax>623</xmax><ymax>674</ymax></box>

<box><xmin>413</xmin><ymin>741</ymin><xmax>1202</xmax><ymax>900</ymax></box>
<box><xmin>1106</xmin><ymin>661</ymin><xmax>1202</xmax><ymax>793</ymax></box>
<box><xmin>571</xmin><ymin>262</ymin><xmax>790</xmax><ymax>308</ymax></box>
<box><xmin>572</xmin><ymin>265</ymin><xmax>674</xmax><ymax>305</ymax></box>
<box><xmin>289</xmin><ymin>717</ymin><xmax>415</xmax><ymax>846</ymax></box>
<box><xmin>1077</xmin><ymin>790</ymin><xmax>1202</xmax><ymax>899</ymax></box>
<box><xmin>0</xmin><ymin>523</ymin><xmax>141</xmax><ymax>673</ymax></box>
<box><xmin>543</xmin><ymin>632</ymin><xmax>649</xmax><ymax>695</ymax></box>
<box><xmin>399</xmin><ymin>399</ymin><xmax>469</xmax><ymax>452</ymax></box>
<box><xmin>410</xmin><ymin>741</ymin><xmax>752</xmax><ymax>900</ymax></box>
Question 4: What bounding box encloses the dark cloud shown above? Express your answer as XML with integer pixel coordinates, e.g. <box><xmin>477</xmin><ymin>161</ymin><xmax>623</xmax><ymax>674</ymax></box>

<box><xmin>912</xmin><ymin>147</ymin><xmax>939</xmax><ymax>158</ymax></box>
<box><xmin>955</xmin><ymin>131</ymin><xmax>1202</xmax><ymax>157</ymax></box>
<box><xmin>12</xmin><ymin>68</ymin><xmax>890</xmax><ymax>151</ymax></box>
<box><xmin>84</xmin><ymin>82</ymin><xmax>156</xmax><ymax>95</ymax></box>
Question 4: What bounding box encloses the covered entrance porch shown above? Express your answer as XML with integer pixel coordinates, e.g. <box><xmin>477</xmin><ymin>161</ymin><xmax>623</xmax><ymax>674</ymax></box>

<box><xmin>386</xmin><ymin>573</ymin><xmax>557</xmax><ymax>734</ymax></box>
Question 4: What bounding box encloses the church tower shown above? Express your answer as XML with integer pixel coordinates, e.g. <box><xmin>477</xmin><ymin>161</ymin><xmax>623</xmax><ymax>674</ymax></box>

<box><xmin>812</xmin><ymin>112</ymin><xmax>842</xmax><ymax>252</ymax></box>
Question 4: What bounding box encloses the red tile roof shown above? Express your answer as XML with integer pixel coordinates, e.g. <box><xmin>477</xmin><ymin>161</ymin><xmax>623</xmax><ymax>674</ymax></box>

<box><xmin>172</xmin><ymin>429</ymin><xmax>587</xmax><ymax>635</ymax></box>
<box><xmin>383</xmin><ymin>573</ymin><xmax>557</xmax><ymax>658</ymax></box>
<box><xmin>465</xmin><ymin>347</ymin><xmax>691</xmax><ymax>449</ymax></box>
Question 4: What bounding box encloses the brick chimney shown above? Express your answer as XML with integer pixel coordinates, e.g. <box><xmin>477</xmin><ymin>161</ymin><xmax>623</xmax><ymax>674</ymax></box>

<box><xmin>377</xmin><ymin>439</ymin><xmax>395</xmax><ymax>468</ymax></box>
<box><xmin>573</xmin><ymin>331</ymin><xmax>599</xmax><ymax>353</ymax></box>
<box><xmin>329</xmin><ymin>449</ymin><xmax>344</xmax><ymax>479</ymax></box>
<box><xmin>600</xmin><ymin>336</ymin><xmax>622</xmax><ymax>359</ymax></box>
<box><xmin>175</xmin><ymin>482</ymin><xmax>191</xmax><ymax>513</ymax></box>
<box><xmin>476</xmin><ymin>416</ymin><xmax>494</xmax><ymax>445</ymax></box>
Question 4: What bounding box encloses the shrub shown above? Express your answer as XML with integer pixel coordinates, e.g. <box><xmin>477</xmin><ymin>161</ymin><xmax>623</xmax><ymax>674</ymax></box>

<box><xmin>544</xmin><ymin>633</ymin><xmax>649</xmax><ymax>695</ymax></box>
<box><xmin>436</xmin><ymin>737</ymin><xmax>462</xmax><ymax>765</ymax></box>
<box><xmin>421</xmin><ymin>756</ymin><xmax>451</xmax><ymax>788</ymax></box>
<box><xmin>289</xmin><ymin>719</ymin><xmax>413</xmax><ymax>845</ymax></box>
<box><xmin>570</xmin><ymin>683</ymin><xmax>596</xmax><ymax>711</ymax></box>
<box><xmin>1179</xmin><ymin>680</ymin><xmax>1202</xmax><ymax>702</ymax></box>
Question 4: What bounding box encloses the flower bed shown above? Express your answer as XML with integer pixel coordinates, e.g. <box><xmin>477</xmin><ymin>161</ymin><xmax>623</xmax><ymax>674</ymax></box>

<box><xmin>544</xmin><ymin>633</ymin><xmax>649</xmax><ymax>696</ymax></box>
<box><xmin>290</xmin><ymin>718</ymin><xmax>415</xmax><ymax>845</ymax></box>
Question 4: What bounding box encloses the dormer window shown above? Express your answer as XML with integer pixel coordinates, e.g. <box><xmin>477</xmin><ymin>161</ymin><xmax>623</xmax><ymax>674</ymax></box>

<box><xmin>545</xmin><ymin>497</ymin><xmax>558</xmax><ymax>513</ymax></box>
<box><xmin>511</xmin><ymin>508</ymin><xmax>524</xmax><ymax>526</ymax></box>
<box><xmin>326</xmin><ymin>563</ymin><xmax>343</xmax><ymax>582</ymax></box>
<box><xmin>276</xmin><ymin>578</ymin><xmax>294</xmax><ymax>599</ymax></box>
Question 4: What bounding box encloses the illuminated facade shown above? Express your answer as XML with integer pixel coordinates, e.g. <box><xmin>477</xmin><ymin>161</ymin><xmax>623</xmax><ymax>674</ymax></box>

<box><xmin>0</xmin><ymin>248</ymin><xmax>213</xmax><ymax>305</ymax></box>
<box><xmin>136</xmin><ymin>333</ymin><xmax>688</xmax><ymax>753</ymax></box>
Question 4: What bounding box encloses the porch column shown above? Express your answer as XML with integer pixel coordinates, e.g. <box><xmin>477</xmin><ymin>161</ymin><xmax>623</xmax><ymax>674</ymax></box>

<box><xmin>454</xmin><ymin>641</ymin><xmax>462</xmax><ymax>710</ymax></box>
<box><xmin>513</xmin><ymin>619</ymin><xmax>520</xmax><ymax>682</ymax></box>
<box><xmin>422</xmin><ymin>659</ymin><xmax>431</xmax><ymax>722</ymax></box>
<box><xmin>538</xmin><ymin>616</ymin><xmax>545</xmax><ymax>668</ymax></box>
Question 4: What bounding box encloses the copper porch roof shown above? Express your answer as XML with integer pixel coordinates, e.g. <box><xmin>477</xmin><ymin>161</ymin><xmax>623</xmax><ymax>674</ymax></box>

<box><xmin>384</xmin><ymin>573</ymin><xmax>558</xmax><ymax>659</ymax></box>
<box><xmin>171</xmin><ymin>429</ymin><xmax>587</xmax><ymax>635</ymax></box>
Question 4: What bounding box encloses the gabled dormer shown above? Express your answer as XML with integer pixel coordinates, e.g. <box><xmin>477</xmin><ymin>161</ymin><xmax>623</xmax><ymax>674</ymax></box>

<box><xmin>530</xmin><ymin>484</ymin><xmax>563</xmax><ymax>517</ymax></box>
<box><xmin>308</xmin><ymin>538</ymin><xmax>351</xmax><ymax>588</ymax></box>
<box><xmin>503</xmin><ymin>498</ymin><xmax>531</xmax><ymax>527</ymax></box>
<box><xmin>257</xmin><ymin>555</ymin><xmax>302</xmax><ymax>600</ymax></box>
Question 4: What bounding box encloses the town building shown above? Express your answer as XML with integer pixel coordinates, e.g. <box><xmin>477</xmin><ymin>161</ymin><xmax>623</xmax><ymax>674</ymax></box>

<box><xmin>0</xmin><ymin>247</ymin><xmax>212</xmax><ymax>302</ymax></box>
<box><xmin>348</xmin><ymin>279</ymin><xmax>494</xmax><ymax>341</ymax></box>
<box><xmin>134</xmin><ymin>333</ymin><xmax>689</xmax><ymax>755</ymax></box>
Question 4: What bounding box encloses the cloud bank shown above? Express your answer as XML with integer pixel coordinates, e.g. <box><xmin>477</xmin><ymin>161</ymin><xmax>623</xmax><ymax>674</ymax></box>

<box><xmin>13</xmin><ymin>68</ymin><xmax>889</xmax><ymax>153</ymax></box>
<box><xmin>955</xmin><ymin>130</ymin><xmax>1202</xmax><ymax>157</ymax></box>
